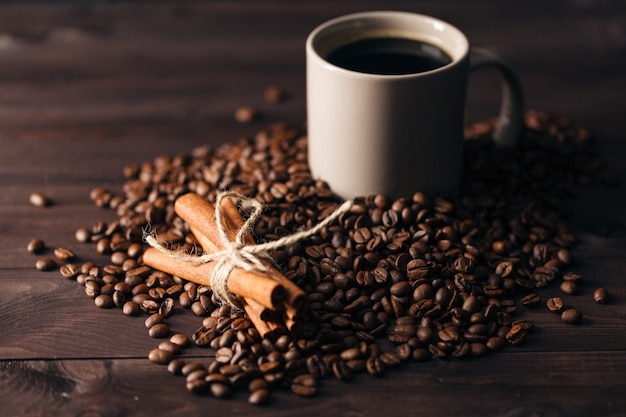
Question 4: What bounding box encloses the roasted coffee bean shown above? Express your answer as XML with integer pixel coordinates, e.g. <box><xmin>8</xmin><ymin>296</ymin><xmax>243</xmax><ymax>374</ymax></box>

<box><xmin>74</xmin><ymin>228</ymin><xmax>91</xmax><ymax>243</ymax></box>
<box><xmin>148</xmin><ymin>348</ymin><xmax>174</xmax><ymax>365</ymax></box>
<box><xmin>505</xmin><ymin>324</ymin><xmax>527</xmax><ymax>345</ymax></box>
<box><xmin>94</xmin><ymin>294</ymin><xmax>114</xmax><ymax>309</ymax></box>
<box><xmin>159</xmin><ymin>297</ymin><xmax>175</xmax><ymax>317</ymax></box>
<box><xmin>486</xmin><ymin>336</ymin><xmax>506</xmax><ymax>351</ymax></box>
<box><xmin>235</xmin><ymin>106</ymin><xmax>258</xmax><ymax>123</ymax></box>
<box><xmin>181</xmin><ymin>362</ymin><xmax>206</xmax><ymax>376</ymax></box>
<box><xmin>249</xmin><ymin>388</ymin><xmax>270</xmax><ymax>405</ymax></box>
<box><xmin>210</xmin><ymin>382</ymin><xmax>231</xmax><ymax>398</ymax></box>
<box><xmin>29</xmin><ymin>192</ymin><xmax>51</xmax><ymax>207</ymax></box>
<box><xmin>145</xmin><ymin>313</ymin><xmax>165</xmax><ymax>329</ymax></box>
<box><xmin>168</xmin><ymin>358</ymin><xmax>186</xmax><ymax>375</ymax></box>
<box><xmin>54</xmin><ymin>247</ymin><xmax>76</xmax><ymax>262</ymax></box>
<box><xmin>59</xmin><ymin>263</ymin><xmax>79</xmax><ymax>279</ymax></box>
<box><xmin>192</xmin><ymin>326</ymin><xmax>217</xmax><ymax>346</ymax></box>
<box><xmin>148</xmin><ymin>323</ymin><xmax>170</xmax><ymax>338</ymax></box>
<box><xmin>520</xmin><ymin>293</ymin><xmax>541</xmax><ymax>306</ymax></box>
<box><xmin>122</xmin><ymin>301</ymin><xmax>140</xmax><ymax>316</ymax></box>
<box><xmin>35</xmin><ymin>257</ymin><xmax>57</xmax><ymax>271</ymax></box>
<box><xmin>170</xmin><ymin>333</ymin><xmax>191</xmax><ymax>348</ymax></box>
<box><xmin>546</xmin><ymin>297</ymin><xmax>564</xmax><ymax>313</ymax></box>
<box><xmin>593</xmin><ymin>288</ymin><xmax>610</xmax><ymax>304</ymax></box>
<box><xmin>562</xmin><ymin>272</ymin><xmax>583</xmax><ymax>283</ymax></box>
<box><xmin>264</xmin><ymin>85</ymin><xmax>284</xmax><ymax>104</ymax></box>
<box><xmin>561</xmin><ymin>308</ymin><xmax>583</xmax><ymax>324</ymax></box>
<box><xmin>27</xmin><ymin>238</ymin><xmax>46</xmax><ymax>254</ymax></box>
<box><xmin>216</xmin><ymin>347</ymin><xmax>234</xmax><ymax>364</ymax></box>
<box><xmin>186</xmin><ymin>379</ymin><xmax>208</xmax><ymax>395</ymax></box>
<box><xmin>560</xmin><ymin>281</ymin><xmax>578</xmax><ymax>295</ymax></box>
<box><xmin>158</xmin><ymin>340</ymin><xmax>182</xmax><ymax>355</ymax></box>
<box><xmin>291</xmin><ymin>374</ymin><xmax>317</xmax><ymax>397</ymax></box>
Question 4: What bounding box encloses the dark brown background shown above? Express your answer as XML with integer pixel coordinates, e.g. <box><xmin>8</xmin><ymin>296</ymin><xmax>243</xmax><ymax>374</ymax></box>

<box><xmin>0</xmin><ymin>1</ymin><xmax>625</xmax><ymax>416</ymax></box>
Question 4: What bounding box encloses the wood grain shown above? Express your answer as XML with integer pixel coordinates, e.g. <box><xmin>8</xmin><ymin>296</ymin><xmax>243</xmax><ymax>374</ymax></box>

<box><xmin>0</xmin><ymin>1</ymin><xmax>625</xmax><ymax>416</ymax></box>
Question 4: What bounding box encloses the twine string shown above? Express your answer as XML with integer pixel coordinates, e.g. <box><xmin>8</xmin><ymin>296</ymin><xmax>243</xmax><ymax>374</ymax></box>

<box><xmin>144</xmin><ymin>191</ymin><xmax>352</xmax><ymax>309</ymax></box>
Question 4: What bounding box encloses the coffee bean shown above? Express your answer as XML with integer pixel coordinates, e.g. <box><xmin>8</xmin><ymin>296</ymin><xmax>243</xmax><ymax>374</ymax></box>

<box><xmin>264</xmin><ymin>85</ymin><xmax>284</xmax><ymax>104</ymax></box>
<box><xmin>210</xmin><ymin>382</ymin><xmax>231</xmax><ymax>398</ymax></box>
<box><xmin>145</xmin><ymin>313</ymin><xmax>165</xmax><ymax>329</ymax></box>
<box><xmin>561</xmin><ymin>308</ymin><xmax>583</xmax><ymax>324</ymax></box>
<box><xmin>562</xmin><ymin>272</ymin><xmax>583</xmax><ymax>283</ymax></box>
<box><xmin>148</xmin><ymin>348</ymin><xmax>174</xmax><ymax>365</ymax></box>
<box><xmin>148</xmin><ymin>323</ymin><xmax>170</xmax><ymax>338</ymax></box>
<box><xmin>158</xmin><ymin>340</ymin><xmax>182</xmax><ymax>355</ymax></box>
<box><xmin>235</xmin><ymin>106</ymin><xmax>258</xmax><ymax>123</ymax></box>
<box><xmin>593</xmin><ymin>288</ymin><xmax>609</xmax><ymax>304</ymax></box>
<box><xmin>520</xmin><ymin>293</ymin><xmax>541</xmax><ymax>306</ymax></box>
<box><xmin>59</xmin><ymin>263</ymin><xmax>79</xmax><ymax>279</ymax></box>
<box><xmin>291</xmin><ymin>374</ymin><xmax>317</xmax><ymax>397</ymax></box>
<box><xmin>74</xmin><ymin>228</ymin><xmax>91</xmax><ymax>243</ymax></box>
<box><xmin>505</xmin><ymin>324</ymin><xmax>527</xmax><ymax>345</ymax></box>
<box><xmin>122</xmin><ymin>301</ymin><xmax>140</xmax><ymax>316</ymax></box>
<box><xmin>560</xmin><ymin>281</ymin><xmax>578</xmax><ymax>295</ymax></box>
<box><xmin>249</xmin><ymin>388</ymin><xmax>270</xmax><ymax>405</ymax></box>
<box><xmin>182</xmin><ymin>362</ymin><xmax>206</xmax><ymax>376</ymax></box>
<box><xmin>29</xmin><ymin>192</ymin><xmax>51</xmax><ymax>207</ymax></box>
<box><xmin>35</xmin><ymin>257</ymin><xmax>57</xmax><ymax>271</ymax></box>
<box><xmin>27</xmin><ymin>238</ymin><xmax>46</xmax><ymax>254</ymax></box>
<box><xmin>170</xmin><ymin>333</ymin><xmax>191</xmax><ymax>348</ymax></box>
<box><xmin>546</xmin><ymin>297</ymin><xmax>564</xmax><ymax>313</ymax></box>
<box><xmin>486</xmin><ymin>336</ymin><xmax>506</xmax><ymax>351</ymax></box>
<box><xmin>186</xmin><ymin>379</ymin><xmax>208</xmax><ymax>394</ymax></box>
<box><xmin>54</xmin><ymin>247</ymin><xmax>76</xmax><ymax>262</ymax></box>
<box><xmin>168</xmin><ymin>358</ymin><xmax>186</xmax><ymax>375</ymax></box>
<box><xmin>94</xmin><ymin>294</ymin><xmax>114</xmax><ymax>309</ymax></box>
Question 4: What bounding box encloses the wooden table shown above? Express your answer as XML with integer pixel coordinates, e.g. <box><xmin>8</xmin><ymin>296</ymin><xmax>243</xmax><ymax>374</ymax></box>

<box><xmin>1</xmin><ymin>2</ymin><xmax>625</xmax><ymax>416</ymax></box>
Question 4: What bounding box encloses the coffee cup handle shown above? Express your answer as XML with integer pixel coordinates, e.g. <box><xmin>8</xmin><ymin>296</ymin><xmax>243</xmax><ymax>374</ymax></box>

<box><xmin>469</xmin><ymin>47</ymin><xmax>525</xmax><ymax>147</ymax></box>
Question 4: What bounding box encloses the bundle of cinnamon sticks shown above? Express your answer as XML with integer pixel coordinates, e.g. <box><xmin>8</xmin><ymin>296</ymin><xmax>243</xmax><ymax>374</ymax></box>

<box><xmin>142</xmin><ymin>193</ymin><xmax>308</xmax><ymax>339</ymax></box>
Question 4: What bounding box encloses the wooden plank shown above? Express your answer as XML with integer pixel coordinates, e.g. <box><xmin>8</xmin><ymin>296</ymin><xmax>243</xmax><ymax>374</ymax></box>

<box><xmin>1</xmin><ymin>353</ymin><xmax>625</xmax><ymax>417</ymax></box>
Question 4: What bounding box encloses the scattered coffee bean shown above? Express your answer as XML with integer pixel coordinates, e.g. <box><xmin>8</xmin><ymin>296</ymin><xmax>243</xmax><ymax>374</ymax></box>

<box><xmin>170</xmin><ymin>333</ymin><xmax>191</xmax><ymax>348</ymax></box>
<box><xmin>248</xmin><ymin>388</ymin><xmax>270</xmax><ymax>405</ymax></box>
<box><xmin>122</xmin><ymin>301</ymin><xmax>140</xmax><ymax>316</ymax></box>
<box><xmin>168</xmin><ymin>358</ymin><xmax>186</xmax><ymax>375</ymax></box>
<box><xmin>560</xmin><ymin>280</ymin><xmax>578</xmax><ymax>295</ymax></box>
<box><xmin>74</xmin><ymin>227</ymin><xmax>92</xmax><ymax>243</ymax></box>
<box><xmin>561</xmin><ymin>308</ymin><xmax>583</xmax><ymax>324</ymax></box>
<box><xmin>35</xmin><ymin>257</ymin><xmax>57</xmax><ymax>271</ymax></box>
<box><xmin>148</xmin><ymin>323</ymin><xmax>170</xmax><ymax>338</ymax></box>
<box><xmin>210</xmin><ymin>383</ymin><xmax>231</xmax><ymax>398</ymax></box>
<box><xmin>291</xmin><ymin>374</ymin><xmax>317</xmax><ymax>397</ymax></box>
<box><xmin>148</xmin><ymin>348</ymin><xmax>174</xmax><ymax>365</ymax></box>
<box><xmin>264</xmin><ymin>85</ymin><xmax>284</xmax><ymax>104</ymax></box>
<box><xmin>546</xmin><ymin>297</ymin><xmax>564</xmax><ymax>313</ymax></box>
<box><xmin>593</xmin><ymin>288</ymin><xmax>610</xmax><ymax>304</ymax></box>
<box><xmin>145</xmin><ymin>313</ymin><xmax>165</xmax><ymax>329</ymax></box>
<box><xmin>94</xmin><ymin>294</ymin><xmax>114</xmax><ymax>309</ymax></box>
<box><xmin>59</xmin><ymin>263</ymin><xmax>79</xmax><ymax>279</ymax></box>
<box><xmin>27</xmin><ymin>238</ymin><xmax>46</xmax><ymax>254</ymax></box>
<box><xmin>520</xmin><ymin>293</ymin><xmax>541</xmax><ymax>307</ymax></box>
<box><xmin>54</xmin><ymin>247</ymin><xmax>76</xmax><ymax>262</ymax></box>
<box><xmin>29</xmin><ymin>192</ymin><xmax>51</xmax><ymax>207</ymax></box>
<box><xmin>235</xmin><ymin>106</ymin><xmax>259</xmax><ymax>123</ymax></box>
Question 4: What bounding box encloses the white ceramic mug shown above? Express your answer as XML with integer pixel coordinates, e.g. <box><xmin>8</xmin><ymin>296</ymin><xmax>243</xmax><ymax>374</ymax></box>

<box><xmin>306</xmin><ymin>11</ymin><xmax>524</xmax><ymax>199</ymax></box>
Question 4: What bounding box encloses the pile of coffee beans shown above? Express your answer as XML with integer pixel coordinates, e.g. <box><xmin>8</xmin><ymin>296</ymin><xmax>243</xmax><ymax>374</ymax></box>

<box><xmin>33</xmin><ymin>109</ymin><xmax>614</xmax><ymax>405</ymax></box>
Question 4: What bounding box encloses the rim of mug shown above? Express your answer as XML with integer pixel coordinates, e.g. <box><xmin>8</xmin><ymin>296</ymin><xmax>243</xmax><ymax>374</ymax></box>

<box><xmin>306</xmin><ymin>10</ymin><xmax>470</xmax><ymax>79</ymax></box>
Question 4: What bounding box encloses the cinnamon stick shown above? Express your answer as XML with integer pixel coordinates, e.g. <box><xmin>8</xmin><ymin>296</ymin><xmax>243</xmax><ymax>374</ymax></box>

<box><xmin>176</xmin><ymin>193</ymin><xmax>308</xmax><ymax>312</ymax></box>
<box><xmin>142</xmin><ymin>247</ymin><xmax>286</xmax><ymax>310</ymax></box>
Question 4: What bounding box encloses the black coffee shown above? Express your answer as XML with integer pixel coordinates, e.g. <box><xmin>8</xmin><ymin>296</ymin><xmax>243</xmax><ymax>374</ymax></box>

<box><xmin>326</xmin><ymin>37</ymin><xmax>452</xmax><ymax>75</ymax></box>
